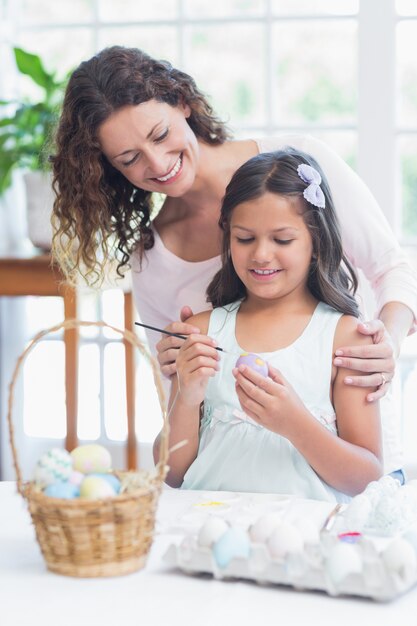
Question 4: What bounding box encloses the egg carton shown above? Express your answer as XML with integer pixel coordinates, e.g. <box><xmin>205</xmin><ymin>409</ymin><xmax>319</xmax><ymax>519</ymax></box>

<box><xmin>163</xmin><ymin>492</ymin><xmax>417</xmax><ymax>602</ymax></box>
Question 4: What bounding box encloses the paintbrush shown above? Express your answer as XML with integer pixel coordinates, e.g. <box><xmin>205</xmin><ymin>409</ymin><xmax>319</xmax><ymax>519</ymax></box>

<box><xmin>134</xmin><ymin>321</ymin><xmax>232</xmax><ymax>353</ymax></box>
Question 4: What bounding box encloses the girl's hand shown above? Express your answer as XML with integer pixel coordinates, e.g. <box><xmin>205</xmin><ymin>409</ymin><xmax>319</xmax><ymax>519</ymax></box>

<box><xmin>333</xmin><ymin>319</ymin><xmax>395</xmax><ymax>402</ymax></box>
<box><xmin>156</xmin><ymin>306</ymin><xmax>198</xmax><ymax>378</ymax></box>
<box><xmin>233</xmin><ymin>363</ymin><xmax>307</xmax><ymax>438</ymax></box>
<box><xmin>176</xmin><ymin>334</ymin><xmax>220</xmax><ymax>406</ymax></box>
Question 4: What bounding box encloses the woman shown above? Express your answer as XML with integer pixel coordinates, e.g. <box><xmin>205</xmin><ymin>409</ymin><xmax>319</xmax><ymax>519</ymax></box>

<box><xmin>52</xmin><ymin>45</ymin><xmax>417</xmax><ymax>479</ymax></box>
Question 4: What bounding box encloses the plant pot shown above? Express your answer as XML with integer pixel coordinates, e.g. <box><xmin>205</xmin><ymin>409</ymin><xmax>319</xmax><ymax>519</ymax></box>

<box><xmin>24</xmin><ymin>171</ymin><xmax>54</xmax><ymax>250</ymax></box>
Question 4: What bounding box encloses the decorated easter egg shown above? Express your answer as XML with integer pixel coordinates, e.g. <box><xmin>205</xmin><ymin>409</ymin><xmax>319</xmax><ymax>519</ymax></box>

<box><xmin>198</xmin><ymin>516</ymin><xmax>229</xmax><ymax>548</ymax></box>
<box><xmin>44</xmin><ymin>481</ymin><xmax>80</xmax><ymax>499</ymax></box>
<box><xmin>34</xmin><ymin>448</ymin><xmax>73</xmax><ymax>487</ymax></box>
<box><xmin>71</xmin><ymin>444</ymin><xmax>112</xmax><ymax>474</ymax></box>
<box><xmin>249</xmin><ymin>512</ymin><xmax>283</xmax><ymax>543</ymax></box>
<box><xmin>212</xmin><ymin>526</ymin><xmax>251</xmax><ymax>569</ymax></box>
<box><xmin>267</xmin><ymin>522</ymin><xmax>304</xmax><ymax>559</ymax></box>
<box><xmin>326</xmin><ymin>542</ymin><xmax>362</xmax><ymax>587</ymax></box>
<box><xmin>79</xmin><ymin>475</ymin><xmax>116</xmax><ymax>499</ymax></box>
<box><xmin>235</xmin><ymin>353</ymin><xmax>268</xmax><ymax>377</ymax></box>
<box><xmin>90</xmin><ymin>473</ymin><xmax>121</xmax><ymax>494</ymax></box>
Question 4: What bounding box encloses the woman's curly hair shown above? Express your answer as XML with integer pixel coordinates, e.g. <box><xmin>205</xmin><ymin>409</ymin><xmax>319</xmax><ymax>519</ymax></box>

<box><xmin>51</xmin><ymin>46</ymin><xmax>230</xmax><ymax>286</ymax></box>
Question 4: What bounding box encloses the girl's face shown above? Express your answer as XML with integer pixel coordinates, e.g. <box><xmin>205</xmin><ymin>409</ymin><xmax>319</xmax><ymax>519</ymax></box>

<box><xmin>98</xmin><ymin>99</ymin><xmax>199</xmax><ymax>195</ymax></box>
<box><xmin>230</xmin><ymin>192</ymin><xmax>314</xmax><ymax>304</ymax></box>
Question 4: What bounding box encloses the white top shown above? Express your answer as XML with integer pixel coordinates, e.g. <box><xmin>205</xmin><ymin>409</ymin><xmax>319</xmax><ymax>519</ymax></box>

<box><xmin>182</xmin><ymin>301</ymin><xmax>347</xmax><ymax>503</ymax></box>
<box><xmin>131</xmin><ymin>134</ymin><xmax>417</xmax><ymax>473</ymax></box>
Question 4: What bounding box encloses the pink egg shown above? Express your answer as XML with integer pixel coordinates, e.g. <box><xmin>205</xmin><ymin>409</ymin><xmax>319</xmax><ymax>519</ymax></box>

<box><xmin>235</xmin><ymin>352</ymin><xmax>268</xmax><ymax>377</ymax></box>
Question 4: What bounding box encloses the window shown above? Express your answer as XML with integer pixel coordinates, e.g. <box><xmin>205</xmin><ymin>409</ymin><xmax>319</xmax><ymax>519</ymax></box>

<box><xmin>1</xmin><ymin>0</ymin><xmax>416</xmax><ymax>478</ymax></box>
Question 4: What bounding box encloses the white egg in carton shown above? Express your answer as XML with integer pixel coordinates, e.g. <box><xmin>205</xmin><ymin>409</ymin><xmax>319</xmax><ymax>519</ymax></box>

<box><xmin>164</xmin><ymin>482</ymin><xmax>417</xmax><ymax>602</ymax></box>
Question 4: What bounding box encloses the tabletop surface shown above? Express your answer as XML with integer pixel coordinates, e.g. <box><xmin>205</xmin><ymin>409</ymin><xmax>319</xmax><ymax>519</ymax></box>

<box><xmin>0</xmin><ymin>482</ymin><xmax>416</xmax><ymax>626</ymax></box>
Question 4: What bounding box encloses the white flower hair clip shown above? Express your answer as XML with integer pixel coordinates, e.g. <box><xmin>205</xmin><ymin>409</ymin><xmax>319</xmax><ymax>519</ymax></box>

<box><xmin>297</xmin><ymin>163</ymin><xmax>326</xmax><ymax>209</ymax></box>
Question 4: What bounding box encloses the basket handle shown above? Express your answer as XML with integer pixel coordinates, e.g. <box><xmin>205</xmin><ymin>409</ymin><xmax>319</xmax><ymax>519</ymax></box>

<box><xmin>7</xmin><ymin>319</ymin><xmax>170</xmax><ymax>495</ymax></box>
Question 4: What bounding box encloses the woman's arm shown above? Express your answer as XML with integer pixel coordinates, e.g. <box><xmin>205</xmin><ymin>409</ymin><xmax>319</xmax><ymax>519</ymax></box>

<box><xmin>153</xmin><ymin>311</ymin><xmax>217</xmax><ymax>487</ymax></box>
<box><xmin>233</xmin><ymin>316</ymin><xmax>383</xmax><ymax>496</ymax></box>
<box><xmin>334</xmin><ymin>301</ymin><xmax>415</xmax><ymax>401</ymax></box>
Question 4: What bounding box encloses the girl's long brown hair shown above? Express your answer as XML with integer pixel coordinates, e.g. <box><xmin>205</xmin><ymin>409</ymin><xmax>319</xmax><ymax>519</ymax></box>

<box><xmin>51</xmin><ymin>46</ymin><xmax>230</xmax><ymax>285</ymax></box>
<box><xmin>207</xmin><ymin>149</ymin><xmax>359</xmax><ymax>317</ymax></box>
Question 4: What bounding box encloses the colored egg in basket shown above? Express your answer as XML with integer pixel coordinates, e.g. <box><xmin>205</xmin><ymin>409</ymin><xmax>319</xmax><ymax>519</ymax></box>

<box><xmin>34</xmin><ymin>444</ymin><xmax>120</xmax><ymax>500</ymax></box>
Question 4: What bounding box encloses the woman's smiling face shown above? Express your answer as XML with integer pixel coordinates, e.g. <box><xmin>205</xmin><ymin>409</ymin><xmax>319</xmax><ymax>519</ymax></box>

<box><xmin>98</xmin><ymin>99</ymin><xmax>200</xmax><ymax>196</ymax></box>
<box><xmin>230</xmin><ymin>192</ymin><xmax>314</xmax><ymax>304</ymax></box>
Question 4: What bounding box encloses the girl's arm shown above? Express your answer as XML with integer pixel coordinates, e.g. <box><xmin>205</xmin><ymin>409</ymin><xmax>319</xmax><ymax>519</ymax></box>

<box><xmin>234</xmin><ymin>315</ymin><xmax>383</xmax><ymax>496</ymax></box>
<box><xmin>153</xmin><ymin>310</ymin><xmax>217</xmax><ymax>487</ymax></box>
<box><xmin>290</xmin><ymin>315</ymin><xmax>383</xmax><ymax>495</ymax></box>
<box><xmin>154</xmin><ymin>375</ymin><xmax>200</xmax><ymax>488</ymax></box>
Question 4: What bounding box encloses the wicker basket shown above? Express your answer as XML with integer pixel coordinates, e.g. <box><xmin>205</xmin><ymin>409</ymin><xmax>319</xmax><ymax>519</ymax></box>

<box><xmin>6</xmin><ymin>319</ymin><xmax>170</xmax><ymax>578</ymax></box>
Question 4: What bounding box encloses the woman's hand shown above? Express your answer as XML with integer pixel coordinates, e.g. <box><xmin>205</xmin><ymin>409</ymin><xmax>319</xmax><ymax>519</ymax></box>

<box><xmin>176</xmin><ymin>334</ymin><xmax>220</xmax><ymax>406</ymax></box>
<box><xmin>333</xmin><ymin>319</ymin><xmax>395</xmax><ymax>402</ymax></box>
<box><xmin>156</xmin><ymin>306</ymin><xmax>198</xmax><ymax>378</ymax></box>
<box><xmin>233</xmin><ymin>363</ymin><xmax>307</xmax><ymax>438</ymax></box>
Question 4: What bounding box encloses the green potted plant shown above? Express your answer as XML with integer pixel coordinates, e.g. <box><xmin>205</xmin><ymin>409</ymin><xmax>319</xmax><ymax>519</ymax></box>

<box><xmin>0</xmin><ymin>47</ymin><xmax>68</xmax><ymax>249</ymax></box>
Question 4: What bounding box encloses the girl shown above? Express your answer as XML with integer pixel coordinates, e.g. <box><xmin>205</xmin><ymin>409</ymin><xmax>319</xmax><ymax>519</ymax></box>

<box><xmin>153</xmin><ymin>149</ymin><xmax>383</xmax><ymax>502</ymax></box>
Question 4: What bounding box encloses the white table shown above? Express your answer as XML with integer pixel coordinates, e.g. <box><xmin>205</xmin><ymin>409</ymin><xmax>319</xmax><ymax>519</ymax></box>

<box><xmin>0</xmin><ymin>482</ymin><xmax>416</xmax><ymax>626</ymax></box>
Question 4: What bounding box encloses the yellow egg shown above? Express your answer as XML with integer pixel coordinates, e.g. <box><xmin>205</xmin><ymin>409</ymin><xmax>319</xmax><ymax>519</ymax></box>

<box><xmin>70</xmin><ymin>444</ymin><xmax>112</xmax><ymax>474</ymax></box>
<box><xmin>79</xmin><ymin>476</ymin><xmax>116</xmax><ymax>499</ymax></box>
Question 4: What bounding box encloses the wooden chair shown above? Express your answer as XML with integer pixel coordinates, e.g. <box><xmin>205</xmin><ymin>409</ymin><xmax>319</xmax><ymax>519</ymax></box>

<box><xmin>0</xmin><ymin>250</ymin><xmax>137</xmax><ymax>469</ymax></box>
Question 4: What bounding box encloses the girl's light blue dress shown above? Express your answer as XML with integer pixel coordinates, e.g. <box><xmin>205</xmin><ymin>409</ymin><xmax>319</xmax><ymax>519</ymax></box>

<box><xmin>182</xmin><ymin>301</ymin><xmax>350</xmax><ymax>503</ymax></box>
